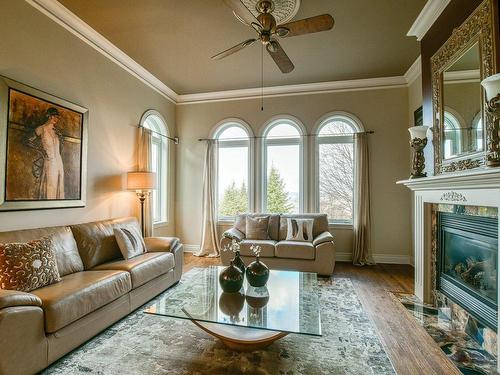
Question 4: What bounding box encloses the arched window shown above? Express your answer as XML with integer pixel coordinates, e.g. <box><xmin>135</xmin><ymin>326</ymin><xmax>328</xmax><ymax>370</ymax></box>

<box><xmin>315</xmin><ymin>114</ymin><xmax>361</xmax><ymax>224</ymax></box>
<box><xmin>141</xmin><ymin>110</ymin><xmax>168</xmax><ymax>224</ymax></box>
<box><xmin>214</xmin><ymin>121</ymin><xmax>252</xmax><ymax>219</ymax></box>
<box><xmin>262</xmin><ymin>118</ymin><xmax>304</xmax><ymax>213</ymax></box>
<box><xmin>472</xmin><ymin>111</ymin><xmax>483</xmax><ymax>151</ymax></box>
<box><xmin>443</xmin><ymin>111</ymin><xmax>462</xmax><ymax>158</ymax></box>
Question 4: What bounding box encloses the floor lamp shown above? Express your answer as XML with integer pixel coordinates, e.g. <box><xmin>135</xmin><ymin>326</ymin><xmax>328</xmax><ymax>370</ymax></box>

<box><xmin>127</xmin><ymin>171</ymin><xmax>157</xmax><ymax>236</ymax></box>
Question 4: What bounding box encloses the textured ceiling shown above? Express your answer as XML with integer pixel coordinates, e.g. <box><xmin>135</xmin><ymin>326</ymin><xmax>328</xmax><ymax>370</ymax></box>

<box><xmin>59</xmin><ymin>0</ymin><xmax>426</xmax><ymax>94</ymax></box>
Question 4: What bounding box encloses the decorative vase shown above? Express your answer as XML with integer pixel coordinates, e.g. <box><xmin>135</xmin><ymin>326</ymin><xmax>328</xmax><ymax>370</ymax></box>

<box><xmin>245</xmin><ymin>286</ymin><xmax>269</xmax><ymax>308</ymax></box>
<box><xmin>219</xmin><ymin>261</ymin><xmax>244</xmax><ymax>293</ymax></box>
<box><xmin>232</xmin><ymin>250</ymin><xmax>246</xmax><ymax>274</ymax></box>
<box><xmin>245</xmin><ymin>256</ymin><xmax>269</xmax><ymax>287</ymax></box>
<box><xmin>219</xmin><ymin>291</ymin><xmax>245</xmax><ymax>322</ymax></box>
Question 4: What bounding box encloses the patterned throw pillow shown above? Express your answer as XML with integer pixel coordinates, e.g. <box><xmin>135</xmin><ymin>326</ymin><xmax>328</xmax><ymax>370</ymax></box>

<box><xmin>246</xmin><ymin>216</ymin><xmax>270</xmax><ymax>240</ymax></box>
<box><xmin>0</xmin><ymin>236</ymin><xmax>61</xmax><ymax>292</ymax></box>
<box><xmin>286</xmin><ymin>218</ymin><xmax>314</xmax><ymax>242</ymax></box>
<box><xmin>113</xmin><ymin>226</ymin><xmax>146</xmax><ymax>259</ymax></box>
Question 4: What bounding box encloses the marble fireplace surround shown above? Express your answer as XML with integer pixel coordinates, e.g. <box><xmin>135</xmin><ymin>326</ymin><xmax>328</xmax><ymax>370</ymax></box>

<box><xmin>398</xmin><ymin>168</ymin><xmax>500</xmax><ymax>366</ymax></box>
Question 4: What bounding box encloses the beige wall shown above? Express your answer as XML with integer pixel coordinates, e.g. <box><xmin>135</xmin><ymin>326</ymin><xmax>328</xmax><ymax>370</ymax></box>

<box><xmin>176</xmin><ymin>88</ymin><xmax>412</xmax><ymax>261</ymax></box>
<box><xmin>0</xmin><ymin>1</ymin><xmax>176</xmax><ymax>235</ymax></box>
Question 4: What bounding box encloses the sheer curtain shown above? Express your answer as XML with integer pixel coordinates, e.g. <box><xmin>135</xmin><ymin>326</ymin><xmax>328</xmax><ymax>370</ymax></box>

<box><xmin>138</xmin><ymin>127</ymin><xmax>154</xmax><ymax>237</ymax></box>
<box><xmin>195</xmin><ymin>140</ymin><xmax>220</xmax><ymax>257</ymax></box>
<box><xmin>352</xmin><ymin>133</ymin><xmax>373</xmax><ymax>265</ymax></box>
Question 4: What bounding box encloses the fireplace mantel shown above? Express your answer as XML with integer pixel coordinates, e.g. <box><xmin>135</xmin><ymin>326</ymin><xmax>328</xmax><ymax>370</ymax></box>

<box><xmin>397</xmin><ymin>168</ymin><xmax>500</xmax><ymax>191</ymax></box>
<box><xmin>398</xmin><ymin>168</ymin><xmax>500</xmax><ymax>367</ymax></box>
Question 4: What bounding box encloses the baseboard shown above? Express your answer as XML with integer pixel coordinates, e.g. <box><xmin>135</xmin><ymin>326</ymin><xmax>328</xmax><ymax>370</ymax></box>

<box><xmin>337</xmin><ymin>252</ymin><xmax>411</xmax><ymax>264</ymax></box>
<box><xmin>183</xmin><ymin>244</ymin><xmax>200</xmax><ymax>253</ymax></box>
<box><xmin>185</xmin><ymin>245</ymin><xmax>410</xmax><ymax>265</ymax></box>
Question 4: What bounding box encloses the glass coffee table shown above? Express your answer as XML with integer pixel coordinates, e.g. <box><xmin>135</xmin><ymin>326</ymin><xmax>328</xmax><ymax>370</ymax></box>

<box><xmin>144</xmin><ymin>266</ymin><xmax>321</xmax><ymax>351</ymax></box>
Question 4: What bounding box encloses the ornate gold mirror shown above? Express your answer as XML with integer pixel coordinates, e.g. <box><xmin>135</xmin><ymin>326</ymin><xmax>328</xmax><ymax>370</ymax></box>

<box><xmin>431</xmin><ymin>0</ymin><xmax>497</xmax><ymax>174</ymax></box>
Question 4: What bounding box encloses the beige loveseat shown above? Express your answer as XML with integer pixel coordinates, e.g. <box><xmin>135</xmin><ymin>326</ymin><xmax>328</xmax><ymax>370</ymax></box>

<box><xmin>0</xmin><ymin>217</ymin><xmax>183</xmax><ymax>375</ymax></box>
<box><xmin>220</xmin><ymin>213</ymin><xmax>335</xmax><ymax>276</ymax></box>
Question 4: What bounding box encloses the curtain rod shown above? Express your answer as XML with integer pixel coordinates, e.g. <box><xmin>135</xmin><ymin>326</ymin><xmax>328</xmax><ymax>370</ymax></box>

<box><xmin>138</xmin><ymin>124</ymin><xmax>179</xmax><ymax>144</ymax></box>
<box><xmin>197</xmin><ymin>130</ymin><xmax>374</xmax><ymax>142</ymax></box>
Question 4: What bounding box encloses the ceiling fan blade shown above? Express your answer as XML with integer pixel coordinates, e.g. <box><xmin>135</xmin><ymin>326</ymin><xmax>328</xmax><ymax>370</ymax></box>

<box><xmin>223</xmin><ymin>0</ymin><xmax>262</xmax><ymax>27</ymax></box>
<box><xmin>278</xmin><ymin>14</ymin><xmax>334</xmax><ymax>38</ymax></box>
<box><xmin>267</xmin><ymin>40</ymin><xmax>294</xmax><ymax>73</ymax></box>
<box><xmin>211</xmin><ymin>38</ymin><xmax>257</xmax><ymax>60</ymax></box>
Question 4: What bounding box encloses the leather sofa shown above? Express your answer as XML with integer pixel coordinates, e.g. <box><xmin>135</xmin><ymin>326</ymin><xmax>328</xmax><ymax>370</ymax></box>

<box><xmin>220</xmin><ymin>213</ymin><xmax>335</xmax><ymax>276</ymax></box>
<box><xmin>0</xmin><ymin>217</ymin><xmax>183</xmax><ymax>375</ymax></box>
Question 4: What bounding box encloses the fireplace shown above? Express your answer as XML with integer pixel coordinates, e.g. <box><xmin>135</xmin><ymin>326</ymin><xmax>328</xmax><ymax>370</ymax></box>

<box><xmin>438</xmin><ymin>211</ymin><xmax>498</xmax><ymax>330</ymax></box>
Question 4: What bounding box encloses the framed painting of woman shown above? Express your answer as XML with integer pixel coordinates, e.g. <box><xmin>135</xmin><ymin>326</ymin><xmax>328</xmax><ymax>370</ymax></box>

<box><xmin>0</xmin><ymin>77</ymin><xmax>88</xmax><ymax>211</ymax></box>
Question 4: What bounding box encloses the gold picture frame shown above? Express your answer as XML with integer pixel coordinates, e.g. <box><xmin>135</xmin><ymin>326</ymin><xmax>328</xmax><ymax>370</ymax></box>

<box><xmin>0</xmin><ymin>77</ymin><xmax>88</xmax><ymax>211</ymax></box>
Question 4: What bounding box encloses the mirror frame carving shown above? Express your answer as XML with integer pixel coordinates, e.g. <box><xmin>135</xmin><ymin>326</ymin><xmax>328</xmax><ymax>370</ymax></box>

<box><xmin>431</xmin><ymin>0</ymin><xmax>497</xmax><ymax>174</ymax></box>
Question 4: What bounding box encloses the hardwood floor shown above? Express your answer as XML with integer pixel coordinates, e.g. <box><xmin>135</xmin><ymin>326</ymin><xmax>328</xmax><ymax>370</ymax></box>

<box><xmin>183</xmin><ymin>254</ymin><xmax>461</xmax><ymax>375</ymax></box>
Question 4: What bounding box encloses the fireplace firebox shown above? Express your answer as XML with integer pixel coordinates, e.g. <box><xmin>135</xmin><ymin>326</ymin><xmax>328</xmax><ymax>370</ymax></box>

<box><xmin>438</xmin><ymin>212</ymin><xmax>498</xmax><ymax>330</ymax></box>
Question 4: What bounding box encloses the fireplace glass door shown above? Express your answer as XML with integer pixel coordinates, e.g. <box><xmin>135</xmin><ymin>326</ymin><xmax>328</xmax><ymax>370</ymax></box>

<box><xmin>438</xmin><ymin>212</ymin><xmax>498</xmax><ymax>329</ymax></box>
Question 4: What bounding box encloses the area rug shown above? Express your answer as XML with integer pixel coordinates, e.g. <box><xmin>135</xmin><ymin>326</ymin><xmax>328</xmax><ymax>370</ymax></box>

<box><xmin>43</xmin><ymin>272</ymin><xmax>395</xmax><ymax>375</ymax></box>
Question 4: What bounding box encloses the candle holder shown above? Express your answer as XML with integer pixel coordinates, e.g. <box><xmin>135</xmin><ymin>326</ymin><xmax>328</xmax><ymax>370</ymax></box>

<box><xmin>481</xmin><ymin>74</ymin><xmax>500</xmax><ymax>167</ymax></box>
<box><xmin>409</xmin><ymin>126</ymin><xmax>429</xmax><ymax>179</ymax></box>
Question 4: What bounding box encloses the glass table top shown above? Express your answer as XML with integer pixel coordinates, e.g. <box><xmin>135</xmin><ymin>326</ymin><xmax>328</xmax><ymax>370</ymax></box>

<box><xmin>144</xmin><ymin>266</ymin><xmax>322</xmax><ymax>336</ymax></box>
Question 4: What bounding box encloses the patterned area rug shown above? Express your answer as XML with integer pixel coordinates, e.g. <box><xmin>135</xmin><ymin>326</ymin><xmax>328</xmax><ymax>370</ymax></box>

<box><xmin>44</xmin><ymin>273</ymin><xmax>395</xmax><ymax>375</ymax></box>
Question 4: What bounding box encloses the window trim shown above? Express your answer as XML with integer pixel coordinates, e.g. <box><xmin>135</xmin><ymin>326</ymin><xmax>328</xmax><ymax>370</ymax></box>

<box><xmin>260</xmin><ymin>115</ymin><xmax>306</xmax><ymax>214</ymax></box>
<box><xmin>212</xmin><ymin>118</ymin><xmax>254</xmax><ymax>222</ymax></box>
<box><xmin>140</xmin><ymin>110</ymin><xmax>169</xmax><ymax>226</ymax></box>
<box><xmin>313</xmin><ymin>111</ymin><xmax>364</xmax><ymax>225</ymax></box>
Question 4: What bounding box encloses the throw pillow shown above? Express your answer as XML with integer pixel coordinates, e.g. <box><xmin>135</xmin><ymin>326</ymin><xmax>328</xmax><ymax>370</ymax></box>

<box><xmin>286</xmin><ymin>218</ymin><xmax>314</xmax><ymax>242</ymax></box>
<box><xmin>114</xmin><ymin>226</ymin><xmax>146</xmax><ymax>259</ymax></box>
<box><xmin>0</xmin><ymin>236</ymin><xmax>61</xmax><ymax>292</ymax></box>
<box><xmin>246</xmin><ymin>216</ymin><xmax>270</xmax><ymax>240</ymax></box>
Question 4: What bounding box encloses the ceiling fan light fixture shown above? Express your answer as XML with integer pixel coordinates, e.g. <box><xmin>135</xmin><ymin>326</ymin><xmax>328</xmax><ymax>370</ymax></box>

<box><xmin>275</xmin><ymin>27</ymin><xmax>289</xmax><ymax>37</ymax></box>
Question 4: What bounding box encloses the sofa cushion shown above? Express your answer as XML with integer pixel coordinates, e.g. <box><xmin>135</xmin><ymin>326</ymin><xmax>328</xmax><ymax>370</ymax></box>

<box><xmin>144</xmin><ymin>237</ymin><xmax>179</xmax><ymax>252</ymax></box>
<box><xmin>285</xmin><ymin>218</ymin><xmax>314</xmax><ymax>242</ymax></box>
<box><xmin>235</xmin><ymin>214</ymin><xmax>280</xmax><ymax>240</ymax></box>
<box><xmin>0</xmin><ymin>236</ymin><xmax>61</xmax><ymax>292</ymax></box>
<box><xmin>279</xmin><ymin>214</ymin><xmax>329</xmax><ymax>241</ymax></box>
<box><xmin>32</xmin><ymin>270</ymin><xmax>131</xmax><ymax>333</ymax></box>
<box><xmin>70</xmin><ymin>217</ymin><xmax>140</xmax><ymax>269</ymax></box>
<box><xmin>0</xmin><ymin>226</ymin><xmax>83</xmax><ymax>277</ymax></box>
<box><xmin>93</xmin><ymin>252</ymin><xmax>174</xmax><ymax>289</ymax></box>
<box><xmin>246</xmin><ymin>216</ymin><xmax>270</xmax><ymax>240</ymax></box>
<box><xmin>240</xmin><ymin>240</ymin><xmax>276</xmax><ymax>258</ymax></box>
<box><xmin>275</xmin><ymin>241</ymin><xmax>315</xmax><ymax>260</ymax></box>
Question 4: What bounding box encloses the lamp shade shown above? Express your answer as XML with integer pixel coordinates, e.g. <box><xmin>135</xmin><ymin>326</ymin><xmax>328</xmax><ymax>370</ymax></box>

<box><xmin>481</xmin><ymin>73</ymin><xmax>500</xmax><ymax>101</ymax></box>
<box><xmin>127</xmin><ymin>172</ymin><xmax>156</xmax><ymax>190</ymax></box>
<box><xmin>408</xmin><ymin>126</ymin><xmax>429</xmax><ymax>140</ymax></box>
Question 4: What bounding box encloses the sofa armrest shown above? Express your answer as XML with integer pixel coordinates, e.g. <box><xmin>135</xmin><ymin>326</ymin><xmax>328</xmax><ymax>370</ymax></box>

<box><xmin>144</xmin><ymin>237</ymin><xmax>179</xmax><ymax>253</ymax></box>
<box><xmin>222</xmin><ymin>228</ymin><xmax>245</xmax><ymax>242</ymax></box>
<box><xmin>0</xmin><ymin>289</ymin><xmax>42</xmax><ymax>309</ymax></box>
<box><xmin>313</xmin><ymin>231</ymin><xmax>334</xmax><ymax>247</ymax></box>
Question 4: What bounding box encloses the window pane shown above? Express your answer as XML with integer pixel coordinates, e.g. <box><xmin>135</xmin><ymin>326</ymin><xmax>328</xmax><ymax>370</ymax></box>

<box><xmin>218</xmin><ymin>146</ymin><xmax>249</xmax><ymax>217</ymax></box>
<box><xmin>218</xmin><ymin>125</ymin><xmax>248</xmax><ymax>140</ymax></box>
<box><xmin>266</xmin><ymin>145</ymin><xmax>299</xmax><ymax>213</ymax></box>
<box><xmin>267</xmin><ymin>123</ymin><xmax>300</xmax><ymax>139</ymax></box>
<box><xmin>319</xmin><ymin>143</ymin><xmax>353</xmax><ymax>223</ymax></box>
<box><xmin>319</xmin><ymin>120</ymin><xmax>355</xmax><ymax>136</ymax></box>
<box><xmin>151</xmin><ymin>143</ymin><xmax>160</xmax><ymax>222</ymax></box>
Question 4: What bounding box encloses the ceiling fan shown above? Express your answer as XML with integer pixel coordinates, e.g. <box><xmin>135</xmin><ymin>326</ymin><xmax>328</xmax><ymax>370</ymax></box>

<box><xmin>212</xmin><ymin>0</ymin><xmax>335</xmax><ymax>73</ymax></box>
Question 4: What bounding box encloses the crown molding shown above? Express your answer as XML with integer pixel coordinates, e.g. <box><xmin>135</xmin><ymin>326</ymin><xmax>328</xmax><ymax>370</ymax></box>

<box><xmin>407</xmin><ymin>0</ymin><xmax>451</xmax><ymax>41</ymax></box>
<box><xmin>26</xmin><ymin>0</ymin><xmax>421</xmax><ymax>106</ymax></box>
<box><xmin>443</xmin><ymin>69</ymin><xmax>481</xmax><ymax>83</ymax></box>
<box><xmin>26</xmin><ymin>0</ymin><xmax>179</xmax><ymax>103</ymax></box>
<box><xmin>404</xmin><ymin>56</ymin><xmax>422</xmax><ymax>85</ymax></box>
<box><xmin>176</xmin><ymin>76</ymin><xmax>408</xmax><ymax>105</ymax></box>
